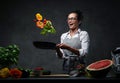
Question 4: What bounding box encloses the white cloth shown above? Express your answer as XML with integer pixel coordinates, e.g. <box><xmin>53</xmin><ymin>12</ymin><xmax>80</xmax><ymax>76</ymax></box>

<box><xmin>60</xmin><ymin>29</ymin><xmax>90</xmax><ymax>58</ymax></box>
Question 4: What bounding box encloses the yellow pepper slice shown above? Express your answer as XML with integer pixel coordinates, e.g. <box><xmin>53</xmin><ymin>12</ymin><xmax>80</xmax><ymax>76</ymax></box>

<box><xmin>36</xmin><ymin>13</ymin><xmax>43</xmax><ymax>21</ymax></box>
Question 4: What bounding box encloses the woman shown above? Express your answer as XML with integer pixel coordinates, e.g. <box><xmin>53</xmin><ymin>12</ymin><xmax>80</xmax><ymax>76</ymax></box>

<box><xmin>56</xmin><ymin>10</ymin><xmax>90</xmax><ymax>74</ymax></box>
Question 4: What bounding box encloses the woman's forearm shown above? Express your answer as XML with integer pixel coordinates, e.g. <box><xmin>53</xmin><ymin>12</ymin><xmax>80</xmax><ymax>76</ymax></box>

<box><xmin>67</xmin><ymin>46</ymin><xmax>80</xmax><ymax>56</ymax></box>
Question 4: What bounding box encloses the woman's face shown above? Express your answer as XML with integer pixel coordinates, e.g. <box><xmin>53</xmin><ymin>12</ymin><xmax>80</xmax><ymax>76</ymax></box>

<box><xmin>67</xmin><ymin>13</ymin><xmax>80</xmax><ymax>30</ymax></box>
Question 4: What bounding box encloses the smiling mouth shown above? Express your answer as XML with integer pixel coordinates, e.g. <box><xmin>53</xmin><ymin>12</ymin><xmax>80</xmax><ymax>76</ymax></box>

<box><xmin>69</xmin><ymin>23</ymin><xmax>74</xmax><ymax>26</ymax></box>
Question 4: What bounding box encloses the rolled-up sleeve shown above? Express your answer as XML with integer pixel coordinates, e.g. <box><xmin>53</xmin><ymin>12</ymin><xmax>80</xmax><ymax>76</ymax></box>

<box><xmin>79</xmin><ymin>31</ymin><xmax>90</xmax><ymax>57</ymax></box>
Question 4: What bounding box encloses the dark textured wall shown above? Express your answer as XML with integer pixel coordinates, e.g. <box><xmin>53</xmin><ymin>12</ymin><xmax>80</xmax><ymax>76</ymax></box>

<box><xmin>0</xmin><ymin>0</ymin><xmax>120</xmax><ymax>73</ymax></box>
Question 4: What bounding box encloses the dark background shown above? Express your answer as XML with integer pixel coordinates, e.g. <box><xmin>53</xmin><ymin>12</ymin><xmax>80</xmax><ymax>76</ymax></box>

<box><xmin>0</xmin><ymin>0</ymin><xmax>120</xmax><ymax>73</ymax></box>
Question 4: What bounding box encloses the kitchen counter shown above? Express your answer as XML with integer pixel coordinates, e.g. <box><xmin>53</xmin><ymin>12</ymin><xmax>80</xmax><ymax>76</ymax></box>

<box><xmin>0</xmin><ymin>74</ymin><xmax>120</xmax><ymax>80</ymax></box>
<box><xmin>0</xmin><ymin>77</ymin><xmax>120</xmax><ymax>80</ymax></box>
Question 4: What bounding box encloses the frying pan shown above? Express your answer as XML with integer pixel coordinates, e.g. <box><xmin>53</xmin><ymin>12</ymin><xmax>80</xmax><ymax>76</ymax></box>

<box><xmin>33</xmin><ymin>41</ymin><xmax>56</xmax><ymax>50</ymax></box>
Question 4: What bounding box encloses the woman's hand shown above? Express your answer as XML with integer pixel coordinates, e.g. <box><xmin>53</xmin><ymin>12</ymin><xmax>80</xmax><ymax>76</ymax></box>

<box><xmin>56</xmin><ymin>43</ymin><xmax>80</xmax><ymax>56</ymax></box>
<box><xmin>56</xmin><ymin>43</ymin><xmax>69</xmax><ymax>49</ymax></box>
